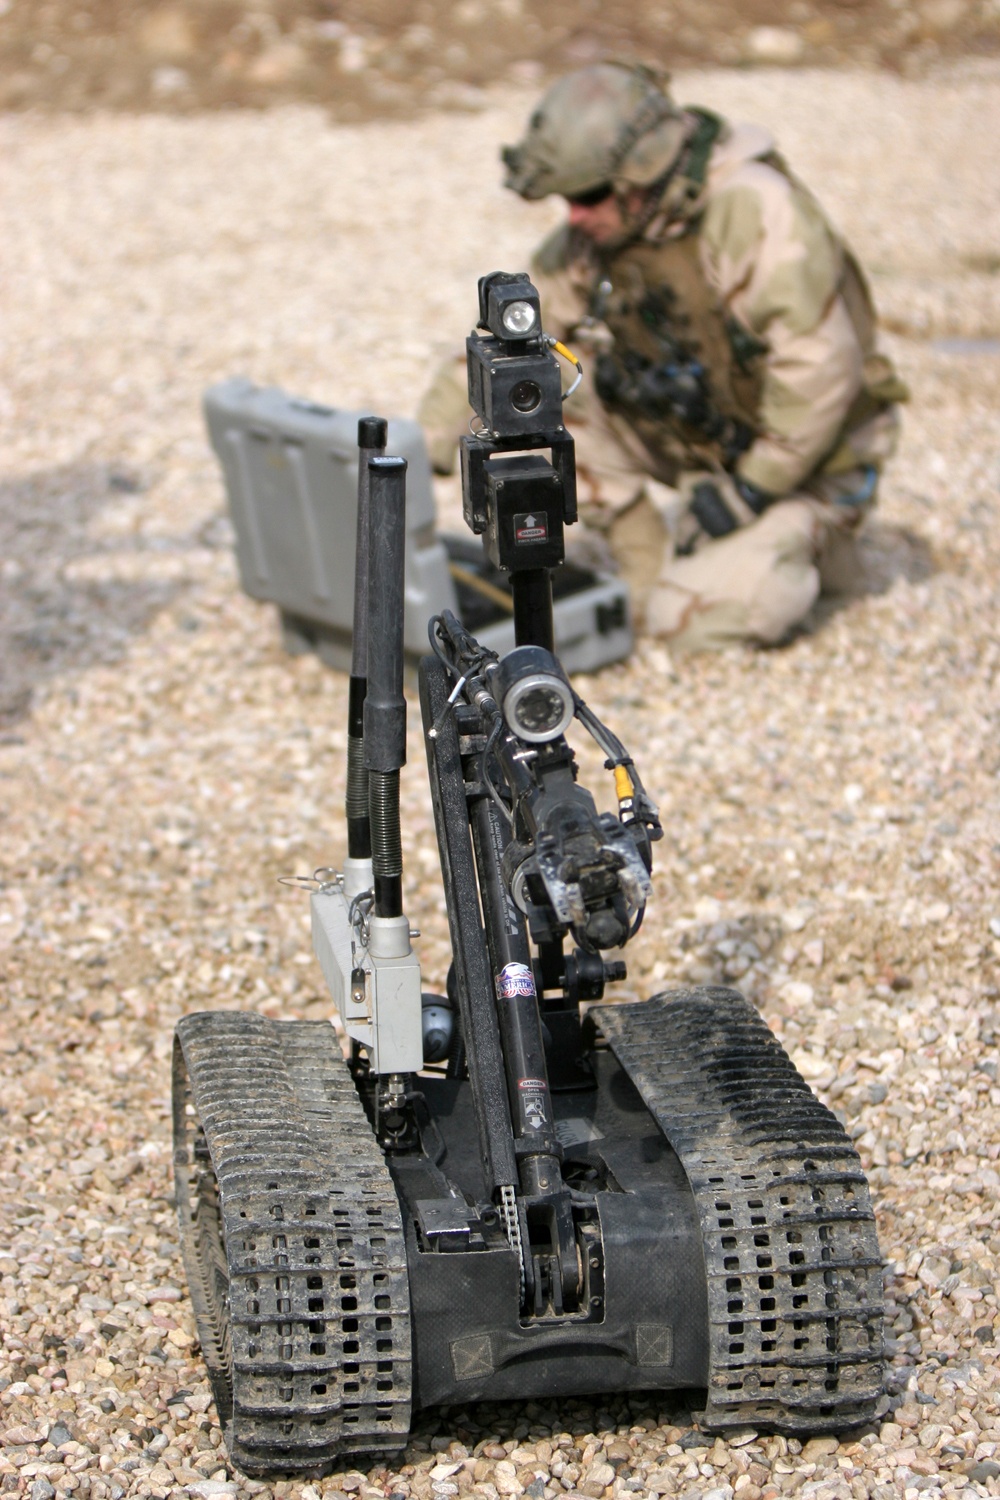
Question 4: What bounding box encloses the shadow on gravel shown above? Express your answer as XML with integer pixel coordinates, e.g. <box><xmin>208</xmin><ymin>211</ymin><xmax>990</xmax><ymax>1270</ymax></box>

<box><xmin>806</xmin><ymin>518</ymin><xmax>935</xmax><ymax>636</ymax></box>
<box><xmin>856</xmin><ymin>519</ymin><xmax>936</xmax><ymax>595</ymax></box>
<box><xmin>405</xmin><ymin>1389</ymin><xmax>706</xmax><ymax>1451</ymax></box>
<box><xmin>0</xmin><ymin>463</ymin><xmax>184</xmax><ymax>731</ymax></box>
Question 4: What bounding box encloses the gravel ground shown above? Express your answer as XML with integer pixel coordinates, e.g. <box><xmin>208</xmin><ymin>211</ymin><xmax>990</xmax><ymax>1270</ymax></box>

<box><xmin>2</xmin><ymin>62</ymin><xmax>1000</xmax><ymax>1500</ymax></box>
<box><xmin>4</xmin><ymin>0</ymin><xmax>998</xmax><ymax>114</ymax></box>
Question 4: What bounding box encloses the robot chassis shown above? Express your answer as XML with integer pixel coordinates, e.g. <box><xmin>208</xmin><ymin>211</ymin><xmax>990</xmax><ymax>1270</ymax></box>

<box><xmin>172</xmin><ymin>274</ymin><xmax>885</xmax><ymax>1475</ymax></box>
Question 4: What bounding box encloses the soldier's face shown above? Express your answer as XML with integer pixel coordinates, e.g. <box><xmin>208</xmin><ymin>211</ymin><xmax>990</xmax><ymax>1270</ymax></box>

<box><xmin>565</xmin><ymin>188</ymin><xmax>644</xmax><ymax>246</ymax></box>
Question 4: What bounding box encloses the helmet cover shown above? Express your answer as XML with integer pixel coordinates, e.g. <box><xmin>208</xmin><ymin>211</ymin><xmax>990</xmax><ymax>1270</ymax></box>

<box><xmin>502</xmin><ymin>62</ymin><xmax>687</xmax><ymax>200</ymax></box>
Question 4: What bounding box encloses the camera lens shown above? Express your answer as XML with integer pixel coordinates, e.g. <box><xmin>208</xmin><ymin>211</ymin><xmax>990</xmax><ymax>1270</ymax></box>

<box><xmin>511</xmin><ymin>683</ymin><xmax>570</xmax><ymax>738</ymax></box>
<box><xmin>496</xmin><ymin>650</ymin><xmax>575</xmax><ymax>745</ymax></box>
<box><xmin>510</xmin><ymin>379</ymin><xmax>542</xmax><ymax>414</ymax></box>
<box><xmin>501</xmin><ymin>299</ymin><xmax>537</xmax><ymax>336</ymax></box>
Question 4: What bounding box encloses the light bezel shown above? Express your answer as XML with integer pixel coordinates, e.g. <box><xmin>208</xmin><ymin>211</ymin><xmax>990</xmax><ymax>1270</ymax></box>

<box><xmin>501</xmin><ymin>299</ymin><xmax>538</xmax><ymax>337</ymax></box>
<box><xmin>501</xmin><ymin>670</ymin><xmax>575</xmax><ymax>744</ymax></box>
<box><xmin>479</xmin><ymin>272</ymin><xmax>543</xmax><ymax>344</ymax></box>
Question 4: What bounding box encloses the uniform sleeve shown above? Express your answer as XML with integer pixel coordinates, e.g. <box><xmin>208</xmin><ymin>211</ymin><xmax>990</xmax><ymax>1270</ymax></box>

<box><xmin>700</xmin><ymin>164</ymin><xmax>864</xmax><ymax>496</ymax></box>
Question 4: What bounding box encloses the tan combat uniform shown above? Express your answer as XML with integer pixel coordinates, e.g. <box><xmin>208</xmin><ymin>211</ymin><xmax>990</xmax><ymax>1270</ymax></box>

<box><xmin>420</xmin><ymin>112</ymin><xmax>906</xmax><ymax>653</ymax></box>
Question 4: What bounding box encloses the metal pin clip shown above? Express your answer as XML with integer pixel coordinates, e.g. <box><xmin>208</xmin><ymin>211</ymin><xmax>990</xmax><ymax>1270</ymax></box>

<box><xmin>278</xmin><ymin>867</ymin><xmax>343</xmax><ymax>893</ymax></box>
<box><xmin>428</xmin><ymin>674</ymin><xmax>468</xmax><ymax>740</ymax></box>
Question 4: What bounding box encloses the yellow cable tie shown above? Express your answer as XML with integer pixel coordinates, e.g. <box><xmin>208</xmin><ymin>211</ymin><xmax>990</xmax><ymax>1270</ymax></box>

<box><xmin>552</xmin><ymin>339</ymin><xmax>580</xmax><ymax>368</ymax></box>
<box><xmin>614</xmin><ymin>764</ymin><xmax>634</xmax><ymax>801</ymax></box>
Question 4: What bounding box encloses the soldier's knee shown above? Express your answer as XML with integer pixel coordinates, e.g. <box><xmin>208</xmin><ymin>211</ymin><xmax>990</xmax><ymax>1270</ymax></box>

<box><xmin>645</xmin><ymin>501</ymin><xmax>823</xmax><ymax>652</ymax></box>
<box><xmin>645</xmin><ymin>588</ymin><xmax>753</xmax><ymax>653</ymax></box>
<box><xmin>746</xmin><ymin>560</ymin><xmax>820</xmax><ymax>643</ymax></box>
<box><xmin>739</xmin><ymin>504</ymin><xmax>821</xmax><ymax>641</ymax></box>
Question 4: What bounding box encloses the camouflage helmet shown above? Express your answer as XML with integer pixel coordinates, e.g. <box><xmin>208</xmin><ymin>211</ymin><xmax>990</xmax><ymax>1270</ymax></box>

<box><xmin>502</xmin><ymin>62</ymin><xmax>688</xmax><ymax>201</ymax></box>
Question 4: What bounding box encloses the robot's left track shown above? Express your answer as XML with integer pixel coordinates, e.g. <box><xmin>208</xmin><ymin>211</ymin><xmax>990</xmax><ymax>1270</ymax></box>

<box><xmin>172</xmin><ymin>1012</ymin><xmax>412</xmax><ymax>1475</ymax></box>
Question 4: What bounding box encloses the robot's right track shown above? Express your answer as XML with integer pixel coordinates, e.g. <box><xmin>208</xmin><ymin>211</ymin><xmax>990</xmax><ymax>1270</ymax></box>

<box><xmin>172</xmin><ymin>1012</ymin><xmax>411</xmax><ymax>1475</ymax></box>
<box><xmin>591</xmin><ymin>988</ymin><xmax>884</xmax><ymax>1434</ymax></box>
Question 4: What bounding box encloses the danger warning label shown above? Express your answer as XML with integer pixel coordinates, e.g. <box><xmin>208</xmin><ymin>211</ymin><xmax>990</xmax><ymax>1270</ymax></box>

<box><xmin>513</xmin><ymin>511</ymin><xmax>548</xmax><ymax>544</ymax></box>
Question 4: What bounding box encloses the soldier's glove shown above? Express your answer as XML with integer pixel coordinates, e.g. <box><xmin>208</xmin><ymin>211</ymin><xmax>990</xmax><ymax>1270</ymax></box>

<box><xmin>676</xmin><ymin>472</ymin><xmax>778</xmax><ymax>555</ymax></box>
<box><xmin>689</xmin><ymin>479</ymin><xmax>739</xmax><ymax>539</ymax></box>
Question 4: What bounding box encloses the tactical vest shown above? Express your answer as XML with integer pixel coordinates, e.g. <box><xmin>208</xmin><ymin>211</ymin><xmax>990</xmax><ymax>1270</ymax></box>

<box><xmin>589</xmin><ymin>117</ymin><xmax>906</xmax><ymax>481</ymax></box>
<box><xmin>594</xmin><ymin>229</ymin><xmax>765</xmax><ymax>474</ymax></box>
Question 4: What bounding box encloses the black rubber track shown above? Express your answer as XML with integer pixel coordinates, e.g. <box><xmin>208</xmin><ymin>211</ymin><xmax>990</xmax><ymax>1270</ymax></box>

<box><xmin>590</xmin><ymin>987</ymin><xmax>884</xmax><ymax>1433</ymax></box>
<box><xmin>172</xmin><ymin>1012</ymin><xmax>412</xmax><ymax>1475</ymax></box>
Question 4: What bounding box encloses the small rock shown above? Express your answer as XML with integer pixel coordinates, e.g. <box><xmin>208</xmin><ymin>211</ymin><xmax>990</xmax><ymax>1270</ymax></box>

<box><xmin>746</xmin><ymin>25</ymin><xmax>805</xmax><ymax>62</ymax></box>
<box><xmin>920</xmin><ymin>1256</ymin><xmax>952</xmax><ymax>1288</ymax></box>
<box><xmin>137</xmin><ymin>7</ymin><xmax>196</xmax><ymax>60</ymax></box>
<box><xmin>339</xmin><ymin>34</ymin><xmax>367</xmax><ymax>72</ymax></box>
<box><xmin>647</xmin><ymin>1474</ymin><xmax>675</xmax><ymax>1495</ymax></box>
<box><xmin>509</xmin><ymin>58</ymin><xmax>544</xmax><ymax>84</ymax></box>
<box><xmin>494</xmin><ymin>1461</ymin><xmax>522</xmax><ymax>1496</ymax></box>
<box><xmin>587</xmin><ymin>1463</ymin><xmax>615</xmax><ymax>1488</ymax></box>
<box><xmin>151</xmin><ymin>65</ymin><xmax>190</xmax><ymax>97</ymax></box>
<box><xmin>30</xmin><ymin>1482</ymin><xmax>56</xmax><ymax>1500</ymax></box>
<box><xmin>782</xmin><ymin>980</ymin><xmax>816</xmax><ymax>1007</ymax></box>
<box><xmin>247</xmin><ymin>40</ymin><xmax>307</xmax><ymax>86</ymax></box>
<box><xmin>427</xmin><ymin>80</ymin><xmax>488</xmax><ymax>112</ymax></box>
<box><xmin>783</xmin><ymin>905</ymin><xmax>815</xmax><ymax>932</ymax></box>
<box><xmin>801</xmin><ymin>1437</ymin><xmax>839</xmax><ymax>1460</ymax></box>
<box><xmin>920</xmin><ymin>0</ymin><xmax>967</xmax><ymax>29</ymax></box>
<box><xmin>103</xmin><ymin>1156</ymin><xmax>139</xmax><ymax>1184</ymax></box>
<box><xmin>47</xmin><ymin>1422</ymin><xmax>75</xmax><ymax>1446</ymax></box>
<box><xmin>791</xmin><ymin>1048</ymin><xmax>829</xmax><ymax>1082</ymax></box>
<box><xmin>4</xmin><ymin>1425</ymin><xmax>45</xmax><ymax>1445</ymax></box>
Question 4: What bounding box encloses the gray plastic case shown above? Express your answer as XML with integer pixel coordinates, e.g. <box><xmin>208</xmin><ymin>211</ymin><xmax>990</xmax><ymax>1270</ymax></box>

<box><xmin>203</xmin><ymin>378</ymin><xmax>632</xmax><ymax>675</ymax></box>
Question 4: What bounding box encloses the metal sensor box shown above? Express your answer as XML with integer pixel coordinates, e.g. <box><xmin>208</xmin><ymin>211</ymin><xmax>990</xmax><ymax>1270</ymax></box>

<box><xmin>466</xmin><ymin>333</ymin><xmax>564</xmax><ymax>437</ymax></box>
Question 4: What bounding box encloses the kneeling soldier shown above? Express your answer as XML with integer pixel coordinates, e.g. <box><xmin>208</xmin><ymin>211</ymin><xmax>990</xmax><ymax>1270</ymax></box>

<box><xmin>420</xmin><ymin>61</ymin><xmax>907</xmax><ymax>653</ymax></box>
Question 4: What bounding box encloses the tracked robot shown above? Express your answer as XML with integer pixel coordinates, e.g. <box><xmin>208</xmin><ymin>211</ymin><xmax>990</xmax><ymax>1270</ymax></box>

<box><xmin>172</xmin><ymin>273</ymin><xmax>884</xmax><ymax>1474</ymax></box>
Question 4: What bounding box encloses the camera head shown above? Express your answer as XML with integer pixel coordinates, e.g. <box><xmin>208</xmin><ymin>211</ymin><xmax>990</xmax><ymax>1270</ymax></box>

<box><xmin>466</xmin><ymin>271</ymin><xmax>564</xmax><ymax>439</ymax></box>
<box><xmin>461</xmin><ymin>271</ymin><xmax>577</xmax><ymax>575</ymax></box>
